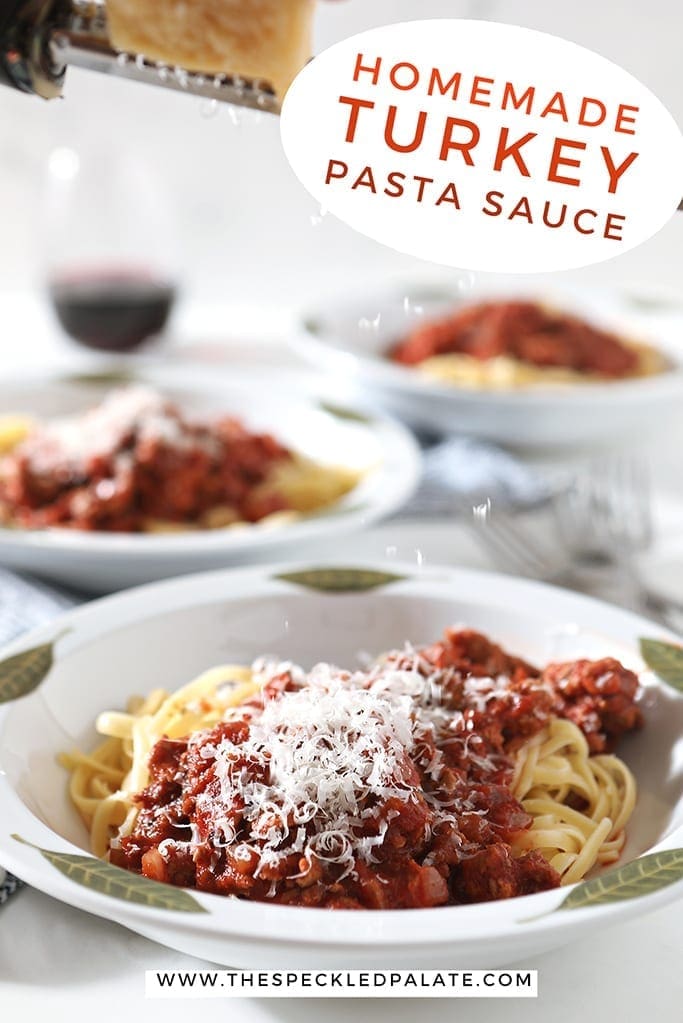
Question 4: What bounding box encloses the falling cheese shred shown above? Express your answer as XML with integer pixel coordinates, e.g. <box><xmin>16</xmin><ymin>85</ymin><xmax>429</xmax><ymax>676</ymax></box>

<box><xmin>106</xmin><ymin>0</ymin><xmax>316</xmax><ymax>99</ymax></box>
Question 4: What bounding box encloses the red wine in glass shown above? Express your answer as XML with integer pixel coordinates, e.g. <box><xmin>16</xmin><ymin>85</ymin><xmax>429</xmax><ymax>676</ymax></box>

<box><xmin>48</xmin><ymin>269</ymin><xmax>176</xmax><ymax>352</ymax></box>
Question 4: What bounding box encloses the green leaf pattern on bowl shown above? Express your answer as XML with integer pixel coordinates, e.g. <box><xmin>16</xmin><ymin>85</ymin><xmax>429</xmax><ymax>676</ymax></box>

<box><xmin>12</xmin><ymin>836</ymin><xmax>207</xmax><ymax>914</ymax></box>
<box><xmin>0</xmin><ymin>630</ymin><xmax>69</xmax><ymax>704</ymax></box>
<box><xmin>274</xmin><ymin>568</ymin><xmax>407</xmax><ymax>592</ymax></box>
<box><xmin>526</xmin><ymin>848</ymin><xmax>683</xmax><ymax>921</ymax></box>
<box><xmin>640</xmin><ymin>638</ymin><xmax>683</xmax><ymax>694</ymax></box>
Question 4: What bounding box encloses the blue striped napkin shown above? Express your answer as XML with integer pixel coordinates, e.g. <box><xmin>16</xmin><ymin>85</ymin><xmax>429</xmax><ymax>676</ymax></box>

<box><xmin>0</xmin><ymin>568</ymin><xmax>78</xmax><ymax>907</ymax></box>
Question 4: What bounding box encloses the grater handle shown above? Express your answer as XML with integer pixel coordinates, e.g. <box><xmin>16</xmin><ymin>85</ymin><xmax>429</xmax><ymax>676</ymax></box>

<box><xmin>0</xmin><ymin>0</ymin><xmax>25</xmax><ymax>89</ymax></box>
<box><xmin>0</xmin><ymin>0</ymin><xmax>65</xmax><ymax>97</ymax></box>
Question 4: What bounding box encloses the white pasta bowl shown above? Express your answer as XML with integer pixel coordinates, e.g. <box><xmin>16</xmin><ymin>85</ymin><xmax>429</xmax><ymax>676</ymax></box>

<box><xmin>294</xmin><ymin>283</ymin><xmax>683</xmax><ymax>450</ymax></box>
<box><xmin>0</xmin><ymin>368</ymin><xmax>420</xmax><ymax>592</ymax></box>
<box><xmin>0</xmin><ymin>562</ymin><xmax>681</xmax><ymax>969</ymax></box>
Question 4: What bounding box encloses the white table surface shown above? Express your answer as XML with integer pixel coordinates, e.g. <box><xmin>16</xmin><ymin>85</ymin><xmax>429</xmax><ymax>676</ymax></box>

<box><xmin>1</xmin><ymin>884</ymin><xmax>681</xmax><ymax>1022</ymax></box>
<box><xmin>0</xmin><ymin>298</ymin><xmax>681</xmax><ymax>1018</ymax></box>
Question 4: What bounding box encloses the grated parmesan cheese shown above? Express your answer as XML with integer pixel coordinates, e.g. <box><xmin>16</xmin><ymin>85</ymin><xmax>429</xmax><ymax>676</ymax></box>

<box><xmin>199</xmin><ymin>668</ymin><xmax>421</xmax><ymax>880</ymax></box>
<box><xmin>16</xmin><ymin>386</ymin><xmax>213</xmax><ymax>475</ymax></box>
<box><xmin>190</xmin><ymin>647</ymin><xmax>530</xmax><ymax>882</ymax></box>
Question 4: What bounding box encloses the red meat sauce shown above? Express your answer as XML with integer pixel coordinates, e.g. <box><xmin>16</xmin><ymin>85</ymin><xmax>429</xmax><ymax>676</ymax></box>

<box><xmin>0</xmin><ymin>390</ymin><xmax>292</xmax><ymax>531</ymax></box>
<box><xmin>110</xmin><ymin>628</ymin><xmax>643</xmax><ymax>909</ymax></box>
<box><xmin>390</xmin><ymin>300</ymin><xmax>641</xmax><ymax>378</ymax></box>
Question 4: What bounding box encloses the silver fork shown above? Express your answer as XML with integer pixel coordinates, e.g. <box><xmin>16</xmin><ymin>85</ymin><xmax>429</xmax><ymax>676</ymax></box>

<box><xmin>553</xmin><ymin>456</ymin><xmax>653</xmax><ymax>566</ymax></box>
<box><xmin>468</xmin><ymin>495</ymin><xmax>574</xmax><ymax>582</ymax></box>
<box><xmin>467</xmin><ymin>454</ymin><xmax>654</xmax><ymax>595</ymax></box>
<box><xmin>573</xmin><ymin>458</ymin><xmax>683</xmax><ymax>629</ymax></box>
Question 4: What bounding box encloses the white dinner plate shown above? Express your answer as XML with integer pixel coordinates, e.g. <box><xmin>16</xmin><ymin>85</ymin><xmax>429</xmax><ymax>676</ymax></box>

<box><xmin>0</xmin><ymin>367</ymin><xmax>420</xmax><ymax>592</ymax></box>
<box><xmin>294</xmin><ymin>282</ymin><xmax>683</xmax><ymax>450</ymax></box>
<box><xmin>0</xmin><ymin>561</ymin><xmax>681</xmax><ymax>969</ymax></box>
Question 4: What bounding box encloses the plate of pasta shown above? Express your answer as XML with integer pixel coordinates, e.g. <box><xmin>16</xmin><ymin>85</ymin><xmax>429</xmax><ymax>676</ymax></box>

<box><xmin>296</xmin><ymin>283</ymin><xmax>683</xmax><ymax>449</ymax></box>
<box><xmin>0</xmin><ymin>562</ymin><xmax>681</xmax><ymax>968</ymax></box>
<box><xmin>0</xmin><ymin>369</ymin><xmax>419</xmax><ymax>591</ymax></box>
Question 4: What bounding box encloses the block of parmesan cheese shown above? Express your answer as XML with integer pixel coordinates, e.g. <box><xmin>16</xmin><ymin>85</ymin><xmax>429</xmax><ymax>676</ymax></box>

<box><xmin>106</xmin><ymin>0</ymin><xmax>315</xmax><ymax>99</ymax></box>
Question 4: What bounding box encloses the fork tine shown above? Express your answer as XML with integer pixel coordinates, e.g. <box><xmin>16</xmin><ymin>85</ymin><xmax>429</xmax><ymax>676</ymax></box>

<box><xmin>598</xmin><ymin>454</ymin><xmax>653</xmax><ymax>554</ymax></box>
<box><xmin>625</xmin><ymin>457</ymin><xmax>653</xmax><ymax>549</ymax></box>
<box><xmin>468</xmin><ymin>508</ymin><xmax>566</xmax><ymax>580</ymax></box>
<box><xmin>469</xmin><ymin>521</ymin><xmax>542</xmax><ymax>577</ymax></box>
<box><xmin>466</xmin><ymin>453</ymin><xmax>653</xmax><ymax>587</ymax></box>
<box><xmin>485</xmin><ymin>520</ymin><xmax>547</xmax><ymax>573</ymax></box>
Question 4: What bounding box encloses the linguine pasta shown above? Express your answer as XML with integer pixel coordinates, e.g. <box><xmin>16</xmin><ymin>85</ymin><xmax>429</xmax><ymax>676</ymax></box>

<box><xmin>60</xmin><ymin>631</ymin><xmax>640</xmax><ymax>905</ymax></box>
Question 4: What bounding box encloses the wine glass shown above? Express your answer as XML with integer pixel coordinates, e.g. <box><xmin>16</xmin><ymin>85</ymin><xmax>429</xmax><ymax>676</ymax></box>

<box><xmin>41</xmin><ymin>143</ymin><xmax>180</xmax><ymax>352</ymax></box>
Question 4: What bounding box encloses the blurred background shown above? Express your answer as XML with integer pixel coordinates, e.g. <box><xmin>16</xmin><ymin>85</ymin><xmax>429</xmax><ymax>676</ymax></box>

<box><xmin>0</xmin><ymin>0</ymin><xmax>682</xmax><ymax>574</ymax></box>
<box><xmin>0</xmin><ymin>0</ymin><xmax>680</xmax><ymax>311</ymax></box>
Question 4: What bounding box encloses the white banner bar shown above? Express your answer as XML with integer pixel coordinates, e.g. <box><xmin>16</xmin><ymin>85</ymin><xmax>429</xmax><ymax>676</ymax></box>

<box><xmin>146</xmin><ymin>969</ymin><xmax>538</xmax><ymax>999</ymax></box>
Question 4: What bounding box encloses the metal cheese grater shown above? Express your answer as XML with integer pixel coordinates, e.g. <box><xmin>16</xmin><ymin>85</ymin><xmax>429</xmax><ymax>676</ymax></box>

<box><xmin>0</xmin><ymin>0</ymin><xmax>282</xmax><ymax>112</ymax></box>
